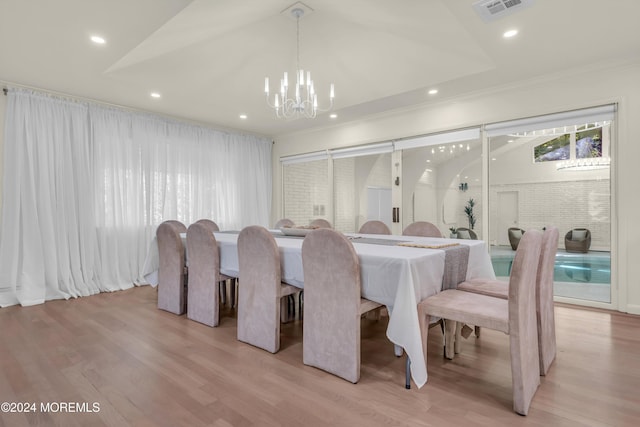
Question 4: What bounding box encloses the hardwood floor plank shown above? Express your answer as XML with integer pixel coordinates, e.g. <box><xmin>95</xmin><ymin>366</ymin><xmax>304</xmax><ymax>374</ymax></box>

<box><xmin>1</xmin><ymin>286</ymin><xmax>639</xmax><ymax>426</ymax></box>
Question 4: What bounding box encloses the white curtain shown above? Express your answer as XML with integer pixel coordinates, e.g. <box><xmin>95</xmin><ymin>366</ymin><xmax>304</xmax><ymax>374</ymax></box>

<box><xmin>0</xmin><ymin>88</ymin><xmax>272</xmax><ymax>307</ymax></box>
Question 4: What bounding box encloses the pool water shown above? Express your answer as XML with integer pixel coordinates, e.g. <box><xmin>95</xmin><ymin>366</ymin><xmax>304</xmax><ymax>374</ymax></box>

<box><xmin>491</xmin><ymin>252</ymin><xmax>611</xmax><ymax>284</ymax></box>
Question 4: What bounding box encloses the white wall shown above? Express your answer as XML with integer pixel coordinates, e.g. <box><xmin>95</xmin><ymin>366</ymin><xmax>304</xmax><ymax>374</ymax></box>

<box><xmin>271</xmin><ymin>60</ymin><xmax>640</xmax><ymax>315</ymax></box>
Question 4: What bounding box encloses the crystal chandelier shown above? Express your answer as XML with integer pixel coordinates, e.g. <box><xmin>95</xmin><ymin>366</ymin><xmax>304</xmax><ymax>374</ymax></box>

<box><xmin>264</xmin><ymin>7</ymin><xmax>334</xmax><ymax>119</ymax></box>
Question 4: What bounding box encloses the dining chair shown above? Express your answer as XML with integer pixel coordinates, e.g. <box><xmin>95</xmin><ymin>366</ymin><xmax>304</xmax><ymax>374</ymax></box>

<box><xmin>156</xmin><ymin>220</ymin><xmax>188</xmax><ymax>315</ymax></box>
<box><xmin>193</xmin><ymin>218</ymin><xmax>237</xmax><ymax>307</ymax></box>
<box><xmin>186</xmin><ymin>222</ymin><xmax>236</xmax><ymax>327</ymax></box>
<box><xmin>274</xmin><ymin>218</ymin><xmax>295</xmax><ymax>229</ymax></box>
<box><xmin>402</xmin><ymin>221</ymin><xmax>442</xmax><ymax>238</ymax></box>
<box><xmin>309</xmin><ymin>218</ymin><xmax>332</xmax><ymax>229</ymax></box>
<box><xmin>195</xmin><ymin>218</ymin><xmax>220</xmax><ymax>231</ymax></box>
<box><xmin>417</xmin><ymin>229</ymin><xmax>542</xmax><ymax>415</ymax></box>
<box><xmin>237</xmin><ymin>225</ymin><xmax>299</xmax><ymax>353</ymax></box>
<box><xmin>358</xmin><ymin>220</ymin><xmax>391</xmax><ymax>235</ymax></box>
<box><xmin>302</xmin><ymin>228</ymin><xmax>383</xmax><ymax>383</ymax></box>
<box><xmin>456</xmin><ymin>226</ymin><xmax>559</xmax><ymax>375</ymax></box>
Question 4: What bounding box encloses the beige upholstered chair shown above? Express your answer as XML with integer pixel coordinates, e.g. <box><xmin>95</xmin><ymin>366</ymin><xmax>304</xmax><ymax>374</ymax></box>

<box><xmin>237</xmin><ymin>225</ymin><xmax>299</xmax><ymax>353</ymax></box>
<box><xmin>456</xmin><ymin>227</ymin><xmax>559</xmax><ymax>375</ymax></box>
<box><xmin>418</xmin><ymin>230</ymin><xmax>543</xmax><ymax>415</ymax></box>
<box><xmin>195</xmin><ymin>218</ymin><xmax>220</xmax><ymax>231</ymax></box>
<box><xmin>186</xmin><ymin>222</ymin><xmax>236</xmax><ymax>327</ymax></box>
<box><xmin>193</xmin><ymin>218</ymin><xmax>238</xmax><ymax>306</ymax></box>
<box><xmin>156</xmin><ymin>220</ymin><xmax>187</xmax><ymax>315</ymax></box>
<box><xmin>508</xmin><ymin>227</ymin><xmax>525</xmax><ymax>250</ymax></box>
<box><xmin>456</xmin><ymin>227</ymin><xmax>477</xmax><ymax>240</ymax></box>
<box><xmin>274</xmin><ymin>218</ymin><xmax>295</xmax><ymax>229</ymax></box>
<box><xmin>358</xmin><ymin>220</ymin><xmax>391</xmax><ymax>235</ymax></box>
<box><xmin>302</xmin><ymin>228</ymin><xmax>382</xmax><ymax>383</ymax></box>
<box><xmin>309</xmin><ymin>218</ymin><xmax>332</xmax><ymax>229</ymax></box>
<box><xmin>564</xmin><ymin>228</ymin><xmax>591</xmax><ymax>253</ymax></box>
<box><xmin>402</xmin><ymin>221</ymin><xmax>442</xmax><ymax>238</ymax></box>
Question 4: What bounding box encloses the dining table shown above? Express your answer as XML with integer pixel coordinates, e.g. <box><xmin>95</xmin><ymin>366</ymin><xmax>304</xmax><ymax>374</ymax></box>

<box><xmin>141</xmin><ymin>229</ymin><xmax>496</xmax><ymax>389</ymax></box>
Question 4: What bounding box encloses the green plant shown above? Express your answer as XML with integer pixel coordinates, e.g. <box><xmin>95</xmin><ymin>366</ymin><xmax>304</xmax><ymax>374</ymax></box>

<box><xmin>464</xmin><ymin>198</ymin><xmax>476</xmax><ymax>230</ymax></box>
<box><xmin>449</xmin><ymin>226</ymin><xmax>458</xmax><ymax>234</ymax></box>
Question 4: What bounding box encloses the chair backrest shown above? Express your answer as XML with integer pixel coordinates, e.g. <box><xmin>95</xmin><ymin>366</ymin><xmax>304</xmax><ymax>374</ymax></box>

<box><xmin>195</xmin><ymin>219</ymin><xmax>220</xmax><ymax>231</ymax></box>
<box><xmin>162</xmin><ymin>220</ymin><xmax>187</xmax><ymax>233</ymax></box>
<box><xmin>302</xmin><ymin>228</ymin><xmax>362</xmax><ymax>382</ymax></box>
<box><xmin>309</xmin><ymin>218</ymin><xmax>332</xmax><ymax>229</ymax></box>
<box><xmin>274</xmin><ymin>218</ymin><xmax>295</xmax><ymax>229</ymax></box>
<box><xmin>402</xmin><ymin>221</ymin><xmax>442</xmax><ymax>238</ymax></box>
<box><xmin>186</xmin><ymin>222</ymin><xmax>221</xmax><ymax>326</ymax></box>
<box><xmin>537</xmin><ymin>226</ymin><xmax>559</xmax><ymax>374</ymax></box>
<box><xmin>237</xmin><ymin>225</ymin><xmax>282</xmax><ymax>352</ymax></box>
<box><xmin>358</xmin><ymin>220</ymin><xmax>391</xmax><ymax>235</ymax></box>
<box><xmin>156</xmin><ymin>220</ymin><xmax>187</xmax><ymax>314</ymax></box>
<box><xmin>507</xmin><ymin>229</ymin><xmax>543</xmax><ymax>412</ymax></box>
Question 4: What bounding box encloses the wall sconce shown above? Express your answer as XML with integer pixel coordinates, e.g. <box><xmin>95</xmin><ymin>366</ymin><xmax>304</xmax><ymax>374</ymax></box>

<box><xmin>459</xmin><ymin>182</ymin><xmax>468</xmax><ymax>192</ymax></box>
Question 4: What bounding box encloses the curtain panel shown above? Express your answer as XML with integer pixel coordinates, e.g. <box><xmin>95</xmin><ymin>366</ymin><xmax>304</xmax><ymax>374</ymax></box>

<box><xmin>0</xmin><ymin>89</ymin><xmax>271</xmax><ymax>307</ymax></box>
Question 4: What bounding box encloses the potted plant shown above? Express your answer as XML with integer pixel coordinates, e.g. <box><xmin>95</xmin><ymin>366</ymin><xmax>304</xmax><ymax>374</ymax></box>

<box><xmin>449</xmin><ymin>227</ymin><xmax>458</xmax><ymax>238</ymax></box>
<box><xmin>464</xmin><ymin>198</ymin><xmax>476</xmax><ymax>230</ymax></box>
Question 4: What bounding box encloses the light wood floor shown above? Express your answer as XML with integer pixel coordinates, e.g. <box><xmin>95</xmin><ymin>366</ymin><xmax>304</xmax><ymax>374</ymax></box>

<box><xmin>1</xmin><ymin>286</ymin><xmax>638</xmax><ymax>427</ymax></box>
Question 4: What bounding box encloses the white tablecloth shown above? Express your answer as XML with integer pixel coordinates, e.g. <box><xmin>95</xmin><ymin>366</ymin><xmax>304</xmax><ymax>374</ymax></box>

<box><xmin>140</xmin><ymin>231</ymin><xmax>495</xmax><ymax>388</ymax></box>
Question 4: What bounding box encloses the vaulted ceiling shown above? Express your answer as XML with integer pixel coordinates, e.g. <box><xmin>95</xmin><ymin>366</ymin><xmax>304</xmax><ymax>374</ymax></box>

<box><xmin>1</xmin><ymin>0</ymin><xmax>639</xmax><ymax>137</ymax></box>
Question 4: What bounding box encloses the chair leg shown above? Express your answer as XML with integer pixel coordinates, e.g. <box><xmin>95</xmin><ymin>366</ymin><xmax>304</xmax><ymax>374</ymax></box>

<box><xmin>219</xmin><ymin>280</ymin><xmax>227</xmax><ymax>305</ymax></box>
<box><xmin>405</xmin><ymin>356</ymin><xmax>411</xmax><ymax>389</ymax></box>
<box><xmin>229</xmin><ymin>279</ymin><xmax>237</xmax><ymax>308</ymax></box>
<box><xmin>475</xmin><ymin>326</ymin><xmax>481</xmax><ymax>338</ymax></box>
<box><xmin>298</xmin><ymin>290</ymin><xmax>304</xmax><ymax>320</ymax></box>
<box><xmin>444</xmin><ymin>320</ymin><xmax>456</xmax><ymax>360</ymax></box>
<box><xmin>454</xmin><ymin>322</ymin><xmax>462</xmax><ymax>354</ymax></box>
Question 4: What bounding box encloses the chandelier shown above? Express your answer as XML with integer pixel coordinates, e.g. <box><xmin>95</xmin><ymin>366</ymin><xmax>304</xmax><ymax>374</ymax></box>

<box><xmin>264</xmin><ymin>7</ymin><xmax>334</xmax><ymax>119</ymax></box>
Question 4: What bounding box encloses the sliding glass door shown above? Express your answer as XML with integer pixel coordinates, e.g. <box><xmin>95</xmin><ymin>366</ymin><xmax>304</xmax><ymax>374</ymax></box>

<box><xmin>487</xmin><ymin>105</ymin><xmax>614</xmax><ymax>304</ymax></box>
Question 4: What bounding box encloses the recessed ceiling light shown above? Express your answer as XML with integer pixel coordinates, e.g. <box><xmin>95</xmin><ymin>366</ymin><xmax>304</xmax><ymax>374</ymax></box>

<box><xmin>503</xmin><ymin>29</ymin><xmax>518</xmax><ymax>38</ymax></box>
<box><xmin>428</xmin><ymin>89</ymin><xmax>438</xmax><ymax>95</ymax></box>
<box><xmin>90</xmin><ymin>35</ymin><xmax>106</xmax><ymax>44</ymax></box>
<box><xmin>150</xmin><ymin>92</ymin><xmax>161</xmax><ymax>99</ymax></box>
<box><xmin>239</xmin><ymin>114</ymin><xmax>247</xmax><ymax>119</ymax></box>
<box><xmin>491</xmin><ymin>157</ymin><xmax>497</xmax><ymax>161</ymax></box>
<box><xmin>329</xmin><ymin>113</ymin><xmax>337</xmax><ymax>119</ymax></box>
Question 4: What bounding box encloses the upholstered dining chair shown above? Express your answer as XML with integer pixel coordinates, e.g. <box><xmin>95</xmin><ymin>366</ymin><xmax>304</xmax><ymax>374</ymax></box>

<box><xmin>358</xmin><ymin>220</ymin><xmax>391</xmax><ymax>235</ymax></box>
<box><xmin>237</xmin><ymin>225</ymin><xmax>299</xmax><ymax>353</ymax></box>
<box><xmin>402</xmin><ymin>221</ymin><xmax>442</xmax><ymax>238</ymax></box>
<box><xmin>274</xmin><ymin>218</ymin><xmax>295</xmax><ymax>229</ymax></box>
<box><xmin>456</xmin><ymin>226</ymin><xmax>559</xmax><ymax>375</ymax></box>
<box><xmin>156</xmin><ymin>220</ymin><xmax>188</xmax><ymax>315</ymax></box>
<box><xmin>194</xmin><ymin>218</ymin><xmax>238</xmax><ymax>306</ymax></box>
<box><xmin>195</xmin><ymin>218</ymin><xmax>220</xmax><ymax>231</ymax></box>
<box><xmin>186</xmin><ymin>222</ymin><xmax>236</xmax><ymax>327</ymax></box>
<box><xmin>302</xmin><ymin>228</ymin><xmax>383</xmax><ymax>383</ymax></box>
<box><xmin>417</xmin><ymin>230</ymin><xmax>543</xmax><ymax>415</ymax></box>
<box><xmin>309</xmin><ymin>218</ymin><xmax>332</xmax><ymax>229</ymax></box>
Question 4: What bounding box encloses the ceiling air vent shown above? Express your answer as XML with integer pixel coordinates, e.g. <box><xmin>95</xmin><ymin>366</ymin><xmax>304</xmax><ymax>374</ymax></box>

<box><xmin>472</xmin><ymin>0</ymin><xmax>535</xmax><ymax>22</ymax></box>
